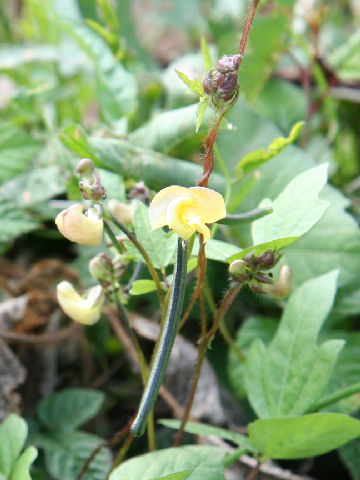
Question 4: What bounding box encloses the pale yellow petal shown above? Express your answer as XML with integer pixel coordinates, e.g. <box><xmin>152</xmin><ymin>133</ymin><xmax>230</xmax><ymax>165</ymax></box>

<box><xmin>188</xmin><ymin>218</ymin><xmax>211</xmax><ymax>242</ymax></box>
<box><xmin>55</xmin><ymin>204</ymin><xmax>103</xmax><ymax>246</ymax></box>
<box><xmin>167</xmin><ymin>197</ymin><xmax>197</xmax><ymax>240</ymax></box>
<box><xmin>189</xmin><ymin>187</ymin><xmax>226</xmax><ymax>223</ymax></box>
<box><xmin>149</xmin><ymin>186</ymin><xmax>192</xmax><ymax>230</ymax></box>
<box><xmin>57</xmin><ymin>281</ymin><xmax>104</xmax><ymax>325</ymax></box>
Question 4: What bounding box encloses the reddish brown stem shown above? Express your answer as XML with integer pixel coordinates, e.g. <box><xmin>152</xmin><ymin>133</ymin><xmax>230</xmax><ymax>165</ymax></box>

<box><xmin>76</xmin><ymin>416</ymin><xmax>134</xmax><ymax>480</ymax></box>
<box><xmin>179</xmin><ymin>237</ymin><xmax>206</xmax><ymax>330</ymax></box>
<box><xmin>238</xmin><ymin>0</ymin><xmax>260</xmax><ymax>60</ymax></box>
<box><xmin>197</xmin><ymin>116</ymin><xmax>222</xmax><ymax>188</ymax></box>
<box><xmin>174</xmin><ymin>284</ymin><xmax>241</xmax><ymax>446</ymax></box>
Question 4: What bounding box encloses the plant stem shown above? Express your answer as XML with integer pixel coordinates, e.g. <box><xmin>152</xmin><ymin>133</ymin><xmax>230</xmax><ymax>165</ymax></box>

<box><xmin>174</xmin><ymin>283</ymin><xmax>241</xmax><ymax>446</ymax></box>
<box><xmin>307</xmin><ymin>382</ymin><xmax>360</xmax><ymax>413</ymax></box>
<box><xmin>173</xmin><ymin>289</ymin><xmax>208</xmax><ymax>447</ymax></box>
<box><xmin>179</xmin><ymin>237</ymin><xmax>206</xmax><ymax>330</ymax></box>
<box><xmin>103</xmin><ymin>219</ymin><xmax>164</xmax><ymax>306</ymax></box>
<box><xmin>218</xmin><ymin>207</ymin><xmax>273</xmax><ymax>225</ymax></box>
<box><xmin>223</xmin><ymin>447</ymin><xmax>248</xmax><ymax>467</ymax></box>
<box><xmin>130</xmin><ymin>238</ymin><xmax>188</xmax><ymax>437</ymax></box>
<box><xmin>238</xmin><ymin>0</ymin><xmax>260</xmax><ymax>59</ymax></box>
<box><xmin>111</xmin><ymin>293</ymin><xmax>156</xmax><ymax>450</ymax></box>
<box><xmin>203</xmin><ymin>282</ymin><xmax>245</xmax><ymax>362</ymax></box>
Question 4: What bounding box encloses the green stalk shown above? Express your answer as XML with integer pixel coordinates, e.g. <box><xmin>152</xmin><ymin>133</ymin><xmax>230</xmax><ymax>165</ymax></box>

<box><xmin>307</xmin><ymin>382</ymin><xmax>360</xmax><ymax>413</ymax></box>
<box><xmin>218</xmin><ymin>207</ymin><xmax>273</xmax><ymax>225</ymax></box>
<box><xmin>131</xmin><ymin>238</ymin><xmax>188</xmax><ymax>437</ymax></box>
<box><xmin>104</xmin><ymin>218</ymin><xmax>164</xmax><ymax>306</ymax></box>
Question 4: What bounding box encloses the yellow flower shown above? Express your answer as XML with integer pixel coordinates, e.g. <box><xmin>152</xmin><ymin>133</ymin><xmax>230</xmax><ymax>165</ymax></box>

<box><xmin>149</xmin><ymin>186</ymin><xmax>226</xmax><ymax>242</ymax></box>
<box><xmin>55</xmin><ymin>204</ymin><xmax>103</xmax><ymax>246</ymax></box>
<box><xmin>57</xmin><ymin>281</ymin><xmax>104</xmax><ymax>325</ymax></box>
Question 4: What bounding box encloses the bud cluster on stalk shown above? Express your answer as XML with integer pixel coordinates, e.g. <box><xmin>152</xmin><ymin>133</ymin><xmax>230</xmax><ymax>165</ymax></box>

<box><xmin>229</xmin><ymin>250</ymin><xmax>292</xmax><ymax>299</ymax></box>
<box><xmin>203</xmin><ymin>53</ymin><xmax>242</xmax><ymax>107</ymax></box>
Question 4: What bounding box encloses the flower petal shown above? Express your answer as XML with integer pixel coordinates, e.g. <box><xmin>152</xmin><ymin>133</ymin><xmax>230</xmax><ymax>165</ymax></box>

<box><xmin>57</xmin><ymin>281</ymin><xmax>104</xmax><ymax>325</ymax></box>
<box><xmin>189</xmin><ymin>187</ymin><xmax>226</xmax><ymax>223</ymax></box>
<box><xmin>167</xmin><ymin>197</ymin><xmax>197</xmax><ymax>240</ymax></box>
<box><xmin>55</xmin><ymin>204</ymin><xmax>103</xmax><ymax>246</ymax></box>
<box><xmin>149</xmin><ymin>186</ymin><xmax>192</xmax><ymax>230</ymax></box>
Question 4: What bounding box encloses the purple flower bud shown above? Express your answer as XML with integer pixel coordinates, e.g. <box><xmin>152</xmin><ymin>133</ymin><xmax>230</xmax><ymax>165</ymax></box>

<box><xmin>217</xmin><ymin>54</ymin><xmax>242</xmax><ymax>73</ymax></box>
<box><xmin>218</xmin><ymin>72</ymin><xmax>238</xmax><ymax>93</ymax></box>
<box><xmin>254</xmin><ymin>273</ymin><xmax>273</xmax><ymax>284</ymax></box>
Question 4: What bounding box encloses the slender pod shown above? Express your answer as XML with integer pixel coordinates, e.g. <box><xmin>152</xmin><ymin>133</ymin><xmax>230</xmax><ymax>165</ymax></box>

<box><xmin>131</xmin><ymin>238</ymin><xmax>188</xmax><ymax>436</ymax></box>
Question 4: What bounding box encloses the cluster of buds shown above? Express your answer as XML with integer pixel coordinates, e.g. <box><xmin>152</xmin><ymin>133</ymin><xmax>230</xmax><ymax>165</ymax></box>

<box><xmin>229</xmin><ymin>250</ymin><xmax>292</xmax><ymax>299</ymax></box>
<box><xmin>128</xmin><ymin>181</ymin><xmax>151</xmax><ymax>204</ymax></box>
<box><xmin>89</xmin><ymin>252</ymin><xmax>129</xmax><ymax>294</ymax></box>
<box><xmin>203</xmin><ymin>54</ymin><xmax>242</xmax><ymax>107</ymax></box>
<box><xmin>76</xmin><ymin>158</ymin><xmax>106</xmax><ymax>201</ymax></box>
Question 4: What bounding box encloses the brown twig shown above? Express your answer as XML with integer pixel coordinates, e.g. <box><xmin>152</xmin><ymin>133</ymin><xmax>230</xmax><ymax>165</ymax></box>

<box><xmin>0</xmin><ymin>321</ymin><xmax>79</xmax><ymax>344</ymax></box>
<box><xmin>245</xmin><ymin>463</ymin><xmax>261</xmax><ymax>480</ymax></box>
<box><xmin>76</xmin><ymin>416</ymin><xmax>134</xmax><ymax>480</ymax></box>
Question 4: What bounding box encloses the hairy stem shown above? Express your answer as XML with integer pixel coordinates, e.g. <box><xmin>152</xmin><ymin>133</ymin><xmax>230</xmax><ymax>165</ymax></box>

<box><xmin>131</xmin><ymin>238</ymin><xmax>188</xmax><ymax>437</ymax></box>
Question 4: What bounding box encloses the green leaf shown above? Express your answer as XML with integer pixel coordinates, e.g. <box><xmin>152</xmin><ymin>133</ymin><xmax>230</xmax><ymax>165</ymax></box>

<box><xmin>249</xmin><ymin>413</ymin><xmax>360</xmax><ymax>459</ymax></box>
<box><xmin>228</xmin><ymin>316</ymin><xmax>277</xmax><ymax>399</ymax></box>
<box><xmin>196</xmin><ymin>99</ymin><xmax>209</xmax><ymax>132</ymax></box>
<box><xmin>0</xmin><ymin>45</ymin><xmax>58</xmax><ymax>70</ymax></box>
<box><xmin>217</xmin><ymin>99</ymin><xmax>360</xmax><ymax>312</ymax></box>
<box><xmin>236</xmin><ymin>121</ymin><xmax>304</xmax><ymax>174</ymax></box>
<box><xmin>227</xmin><ymin>237</ymin><xmax>297</xmax><ymax>263</ymax></box>
<box><xmin>129</xmin><ymin>202</ymin><xmax>177</xmax><ymax>269</ymax></box>
<box><xmin>328</xmin><ymin>30</ymin><xmax>360</xmax><ymax>81</ymax></box>
<box><xmin>62</xmin><ymin>21</ymin><xmax>137</xmax><ymax>122</ymax></box>
<box><xmin>201</xmin><ymin>36</ymin><xmax>213</xmax><ymax>72</ymax></box>
<box><xmin>159</xmin><ymin>419</ymin><xmax>255</xmax><ymax>452</ymax></box>
<box><xmin>175</xmin><ymin>69</ymin><xmax>204</xmax><ymax>96</ymax></box>
<box><xmin>130</xmin><ymin>279</ymin><xmax>157</xmax><ymax>295</ymax></box>
<box><xmin>252</xmin><ymin>164</ymin><xmax>329</xmax><ymax>245</ymax></box>
<box><xmin>38</xmin><ymin>388</ymin><xmax>104</xmax><ymax>432</ymax></box>
<box><xmin>0</xmin><ymin>166</ymin><xmax>65</xmax><ymax>206</ymax></box>
<box><xmin>0</xmin><ymin>201</ymin><xmax>39</xmax><ymax>244</ymax></box>
<box><xmin>320</xmin><ymin>331</ymin><xmax>360</xmax><ymax>414</ymax></box>
<box><xmin>153</xmin><ymin>472</ymin><xmax>190</xmax><ymax>480</ymax></box>
<box><xmin>11</xmin><ymin>446</ymin><xmax>38</xmax><ymax>480</ymax></box>
<box><xmin>129</xmin><ymin>104</ymin><xmax>211</xmax><ymax>153</ymax></box>
<box><xmin>35</xmin><ymin>431</ymin><xmax>111</xmax><ymax>480</ymax></box>
<box><xmin>59</xmin><ymin>124</ymin><xmax>99</xmax><ymax>162</ymax></box>
<box><xmin>0</xmin><ymin>414</ymin><xmax>28</xmax><ymax>477</ymax></box>
<box><xmin>0</xmin><ymin>123</ymin><xmax>41</xmax><ymax>184</ymax></box>
<box><xmin>109</xmin><ymin>445</ymin><xmax>226</xmax><ymax>480</ymax></box>
<box><xmin>88</xmin><ymin>136</ymin><xmax>226</xmax><ymax>194</ymax></box>
<box><xmin>340</xmin><ymin>437</ymin><xmax>360</xmax><ymax>480</ymax></box>
<box><xmin>244</xmin><ymin>271</ymin><xmax>344</xmax><ymax>418</ymax></box>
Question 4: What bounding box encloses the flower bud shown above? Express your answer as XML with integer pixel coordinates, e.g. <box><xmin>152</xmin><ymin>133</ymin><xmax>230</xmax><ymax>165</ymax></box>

<box><xmin>76</xmin><ymin>159</ymin><xmax>95</xmax><ymax>181</ymax></box>
<box><xmin>76</xmin><ymin>159</ymin><xmax>106</xmax><ymax>201</ymax></box>
<box><xmin>263</xmin><ymin>265</ymin><xmax>292</xmax><ymax>299</ymax></box>
<box><xmin>89</xmin><ymin>253</ymin><xmax>113</xmax><ymax>282</ymax></box>
<box><xmin>55</xmin><ymin>203</ymin><xmax>103</xmax><ymax>246</ymax></box>
<box><xmin>108</xmin><ymin>199</ymin><xmax>133</xmax><ymax>224</ymax></box>
<box><xmin>217</xmin><ymin>54</ymin><xmax>242</xmax><ymax>73</ymax></box>
<box><xmin>217</xmin><ymin>72</ymin><xmax>238</xmax><ymax>101</ymax></box>
<box><xmin>57</xmin><ymin>281</ymin><xmax>104</xmax><ymax>325</ymax></box>
<box><xmin>229</xmin><ymin>259</ymin><xmax>250</xmax><ymax>282</ymax></box>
